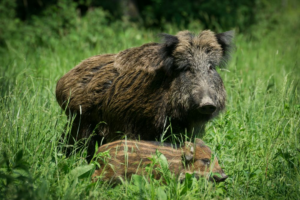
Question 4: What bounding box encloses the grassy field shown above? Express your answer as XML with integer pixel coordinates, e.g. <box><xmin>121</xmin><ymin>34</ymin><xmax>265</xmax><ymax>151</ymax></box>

<box><xmin>1</xmin><ymin>1</ymin><xmax>300</xmax><ymax>200</ymax></box>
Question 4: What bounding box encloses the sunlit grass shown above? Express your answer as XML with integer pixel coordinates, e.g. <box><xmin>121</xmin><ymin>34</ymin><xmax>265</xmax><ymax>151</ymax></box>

<box><xmin>0</xmin><ymin>2</ymin><xmax>299</xmax><ymax>199</ymax></box>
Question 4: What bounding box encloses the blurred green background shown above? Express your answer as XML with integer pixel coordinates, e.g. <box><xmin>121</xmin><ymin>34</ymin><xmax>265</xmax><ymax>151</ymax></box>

<box><xmin>0</xmin><ymin>0</ymin><xmax>290</xmax><ymax>48</ymax></box>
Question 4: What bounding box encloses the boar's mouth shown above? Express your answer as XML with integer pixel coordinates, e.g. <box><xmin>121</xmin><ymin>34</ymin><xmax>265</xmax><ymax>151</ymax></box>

<box><xmin>210</xmin><ymin>173</ymin><xmax>228</xmax><ymax>183</ymax></box>
<box><xmin>179</xmin><ymin>172</ymin><xmax>228</xmax><ymax>183</ymax></box>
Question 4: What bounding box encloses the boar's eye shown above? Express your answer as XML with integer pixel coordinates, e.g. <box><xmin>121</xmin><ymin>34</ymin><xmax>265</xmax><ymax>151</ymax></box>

<box><xmin>180</xmin><ymin>64</ymin><xmax>192</xmax><ymax>72</ymax></box>
<box><xmin>201</xmin><ymin>158</ymin><xmax>210</xmax><ymax>166</ymax></box>
<box><xmin>205</xmin><ymin>48</ymin><xmax>211</xmax><ymax>54</ymax></box>
<box><xmin>208</xmin><ymin>64</ymin><xmax>215</xmax><ymax>71</ymax></box>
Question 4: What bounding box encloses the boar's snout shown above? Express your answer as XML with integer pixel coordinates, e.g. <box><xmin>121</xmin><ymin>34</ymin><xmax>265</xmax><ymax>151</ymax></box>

<box><xmin>211</xmin><ymin>172</ymin><xmax>228</xmax><ymax>182</ymax></box>
<box><xmin>199</xmin><ymin>103</ymin><xmax>216</xmax><ymax>114</ymax></box>
<box><xmin>198</xmin><ymin>96</ymin><xmax>216</xmax><ymax>114</ymax></box>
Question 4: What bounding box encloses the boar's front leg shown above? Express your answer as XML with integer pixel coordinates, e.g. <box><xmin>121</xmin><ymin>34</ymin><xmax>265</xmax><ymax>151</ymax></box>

<box><xmin>60</xmin><ymin>116</ymin><xmax>104</xmax><ymax>163</ymax></box>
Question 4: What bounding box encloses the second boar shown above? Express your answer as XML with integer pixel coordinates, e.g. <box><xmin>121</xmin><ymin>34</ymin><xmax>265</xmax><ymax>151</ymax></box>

<box><xmin>92</xmin><ymin>139</ymin><xmax>228</xmax><ymax>183</ymax></box>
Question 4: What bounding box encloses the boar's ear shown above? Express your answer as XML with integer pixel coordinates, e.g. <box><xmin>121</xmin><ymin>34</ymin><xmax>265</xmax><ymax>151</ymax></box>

<box><xmin>184</xmin><ymin>142</ymin><xmax>194</xmax><ymax>161</ymax></box>
<box><xmin>195</xmin><ymin>138</ymin><xmax>206</xmax><ymax>147</ymax></box>
<box><xmin>159</xmin><ymin>33</ymin><xmax>179</xmax><ymax>76</ymax></box>
<box><xmin>215</xmin><ymin>30</ymin><xmax>235</xmax><ymax>67</ymax></box>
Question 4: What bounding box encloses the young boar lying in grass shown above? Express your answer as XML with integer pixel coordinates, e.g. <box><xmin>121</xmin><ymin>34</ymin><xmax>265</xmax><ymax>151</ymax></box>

<box><xmin>92</xmin><ymin>139</ymin><xmax>227</xmax><ymax>183</ymax></box>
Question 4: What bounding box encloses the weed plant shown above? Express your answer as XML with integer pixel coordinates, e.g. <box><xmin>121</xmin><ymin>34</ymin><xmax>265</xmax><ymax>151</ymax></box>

<box><xmin>0</xmin><ymin>1</ymin><xmax>299</xmax><ymax>200</ymax></box>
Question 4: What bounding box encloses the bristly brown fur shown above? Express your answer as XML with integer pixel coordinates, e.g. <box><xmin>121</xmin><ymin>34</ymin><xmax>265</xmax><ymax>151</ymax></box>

<box><xmin>91</xmin><ymin>139</ymin><xmax>227</xmax><ymax>183</ymax></box>
<box><xmin>55</xmin><ymin>30</ymin><xmax>234</xmax><ymax>162</ymax></box>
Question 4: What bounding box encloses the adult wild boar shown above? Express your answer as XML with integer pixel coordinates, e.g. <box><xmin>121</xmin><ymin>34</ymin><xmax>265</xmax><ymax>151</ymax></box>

<box><xmin>56</xmin><ymin>30</ymin><xmax>234</xmax><ymax>161</ymax></box>
<box><xmin>92</xmin><ymin>139</ymin><xmax>228</xmax><ymax>183</ymax></box>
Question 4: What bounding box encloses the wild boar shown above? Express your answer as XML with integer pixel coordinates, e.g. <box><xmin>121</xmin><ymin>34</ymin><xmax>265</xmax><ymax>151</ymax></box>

<box><xmin>56</xmin><ymin>30</ymin><xmax>234</xmax><ymax>161</ymax></box>
<box><xmin>92</xmin><ymin>138</ymin><xmax>228</xmax><ymax>183</ymax></box>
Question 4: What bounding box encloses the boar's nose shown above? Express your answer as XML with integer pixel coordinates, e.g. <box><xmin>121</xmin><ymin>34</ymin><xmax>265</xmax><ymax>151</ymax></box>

<box><xmin>199</xmin><ymin>96</ymin><xmax>216</xmax><ymax>114</ymax></box>
<box><xmin>199</xmin><ymin>104</ymin><xmax>216</xmax><ymax>114</ymax></box>
<box><xmin>212</xmin><ymin>173</ymin><xmax>228</xmax><ymax>182</ymax></box>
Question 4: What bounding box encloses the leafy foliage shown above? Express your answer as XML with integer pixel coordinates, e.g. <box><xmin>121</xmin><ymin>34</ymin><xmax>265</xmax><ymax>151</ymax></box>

<box><xmin>0</xmin><ymin>0</ymin><xmax>285</xmax><ymax>49</ymax></box>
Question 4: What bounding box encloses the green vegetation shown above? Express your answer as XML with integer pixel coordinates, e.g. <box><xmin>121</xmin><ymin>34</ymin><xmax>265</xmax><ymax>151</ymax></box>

<box><xmin>0</xmin><ymin>0</ymin><xmax>300</xmax><ymax>199</ymax></box>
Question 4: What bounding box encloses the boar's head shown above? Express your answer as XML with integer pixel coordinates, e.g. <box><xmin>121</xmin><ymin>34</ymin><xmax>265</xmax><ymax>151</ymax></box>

<box><xmin>182</xmin><ymin>138</ymin><xmax>228</xmax><ymax>182</ymax></box>
<box><xmin>159</xmin><ymin>30</ymin><xmax>234</xmax><ymax>136</ymax></box>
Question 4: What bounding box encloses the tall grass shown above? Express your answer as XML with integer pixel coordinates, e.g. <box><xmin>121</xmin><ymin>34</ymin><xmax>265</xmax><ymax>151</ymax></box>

<box><xmin>0</xmin><ymin>1</ymin><xmax>299</xmax><ymax>200</ymax></box>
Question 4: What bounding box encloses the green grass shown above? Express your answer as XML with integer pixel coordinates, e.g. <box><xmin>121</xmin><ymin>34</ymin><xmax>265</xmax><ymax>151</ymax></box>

<box><xmin>1</xmin><ymin>2</ymin><xmax>300</xmax><ymax>200</ymax></box>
